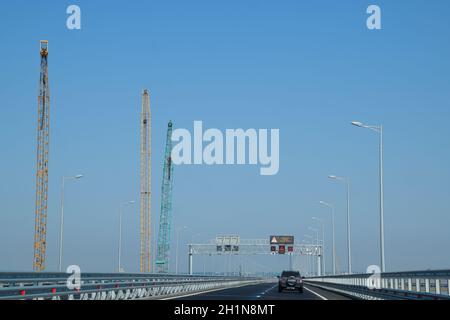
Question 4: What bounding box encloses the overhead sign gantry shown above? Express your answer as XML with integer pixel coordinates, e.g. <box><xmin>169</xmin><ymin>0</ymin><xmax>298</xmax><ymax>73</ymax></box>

<box><xmin>188</xmin><ymin>236</ymin><xmax>323</xmax><ymax>276</ymax></box>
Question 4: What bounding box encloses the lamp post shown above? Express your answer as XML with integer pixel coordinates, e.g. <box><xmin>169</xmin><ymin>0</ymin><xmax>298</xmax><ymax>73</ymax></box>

<box><xmin>58</xmin><ymin>174</ymin><xmax>83</xmax><ymax>272</ymax></box>
<box><xmin>175</xmin><ymin>226</ymin><xmax>187</xmax><ymax>274</ymax></box>
<box><xmin>312</xmin><ymin>217</ymin><xmax>325</xmax><ymax>275</ymax></box>
<box><xmin>189</xmin><ymin>233</ymin><xmax>201</xmax><ymax>275</ymax></box>
<box><xmin>305</xmin><ymin>234</ymin><xmax>317</xmax><ymax>276</ymax></box>
<box><xmin>308</xmin><ymin>227</ymin><xmax>321</xmax><ymax>276</ymax></box>
<box><xmin>302</xmin><ymin>240</ymin><xmax>311</xmax><ymax>276</ymax></box>
<box><xmin>302</xmin><ymin>239</ymin><xmax>312</xmax><ymax>276</ymax></box>
<box><xmin>319</xmin><ymin>201</ymin><xmax>336</xmax><ymax>275</ymax></box>
<box><xmin>351</xmin><ymin>121</ymin><xmax>385</xmax><ymax>272</ymax></box>
<box><xmin>329</xmin><ymin>175</ymin><xmax>352</xmax><ymax>274</ymax></box>
<box><xmin>118</xmin><ymin>201</ymin><xmax>135</xmax><ymax>273</ymax></box>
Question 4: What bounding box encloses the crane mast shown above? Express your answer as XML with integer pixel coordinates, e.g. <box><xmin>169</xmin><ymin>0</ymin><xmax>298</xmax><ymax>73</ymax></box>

<box><xmin>33</xmin><ymin>40</ymin><xmax>50</xmax><ymax>271</ymax></box>
<box><xmin>140</xmin><ymin>90</ymin><xmax>152</xmax><ymax>273</ymax></box>
<box><xmin>156</xmin><ymin>122</ymin><xmax>174</xmax><ymax>273</ymax></box>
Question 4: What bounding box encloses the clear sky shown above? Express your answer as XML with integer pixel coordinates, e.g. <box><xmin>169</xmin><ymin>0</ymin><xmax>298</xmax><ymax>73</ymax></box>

<box><xmin>0</xmin><ymin>0</ymin><xmax>450</xmax><ymax>274</ymax></box>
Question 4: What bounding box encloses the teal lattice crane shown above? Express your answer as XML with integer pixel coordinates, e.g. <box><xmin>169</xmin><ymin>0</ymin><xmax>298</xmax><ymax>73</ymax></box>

<box><xmin>156</xmin><ymin>121</ymin><xmax>174</xmax><ymax>273</ymax></box>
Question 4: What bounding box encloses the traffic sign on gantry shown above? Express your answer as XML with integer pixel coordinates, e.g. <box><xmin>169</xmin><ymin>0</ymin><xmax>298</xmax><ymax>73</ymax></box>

<box><xmin>269</xmin><ymin>235</ymin><xmax>294</xmax><ymax>245</ymax></box>
<box><xmin>270</xmin><ymin>236</ymin><xmax>295</xmax><ymax>255</ymax></box>
<box><xmin>189</xmin><ymin>237</ymin><xmax>321</xmax><ymax>257</ymax></box>
<box><xmin>215</xmin><ymin>236</ymin><xmax>240</xmax><ymax>253</ymax></box>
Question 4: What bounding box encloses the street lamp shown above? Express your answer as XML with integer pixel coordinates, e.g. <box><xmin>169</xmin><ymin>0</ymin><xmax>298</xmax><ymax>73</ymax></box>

<box><xmin>304</xmin><ymin>234</ymin><xmax>316</xmax><ymax>276</ymax></box>
<box><xmin>175</xmin><ymin>226</ymin><xmax>187</xmax><ymax>274</ymax></box>
<box><xmin>319</xmin><ymin>201</ymin><xmax>336</xmax><ymax>275</ymax></box>
<box><xmin>188</xmin><ymin>233</ymin><xmax>201</xmax><ymax>275</ymax></box>
<box><xmin>307</xmin><ymin>228</ymin><xmax>321</xmax><ymax>276</ymax></box>
<box><xmin>312</xmin><ymin>217</ymin><xmax>325</xmax><ymax>275</ymax></box>
<box><xmin>58</xmin><ymin>174</ymin><xmax>84</xmax><ymax>272</ymax></box>
<box><xmin>351</xmin><ymin>121</ymin><xmax>385</xmax><ymax>272</ymax></box>
<box><xmin>329</xmin><ymin>174</ymin><xmax>352</xmax><ymax>274</ymax></box>
<box><xmin>302</xmin><ymin>239</ymin><xmax>312</xmax><ymax>276</ymax></box>
<box><xmin>118</xmin><ymin>201</ymin><xmax>135</xmax><ymax>273</ymax></box>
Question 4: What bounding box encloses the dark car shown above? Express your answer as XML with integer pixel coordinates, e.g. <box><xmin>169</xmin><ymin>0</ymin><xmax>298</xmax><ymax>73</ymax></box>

<box><xmin>278</xmin><ymin>271</ymin><xmax>303</xmax><ymax>293</ymax></box>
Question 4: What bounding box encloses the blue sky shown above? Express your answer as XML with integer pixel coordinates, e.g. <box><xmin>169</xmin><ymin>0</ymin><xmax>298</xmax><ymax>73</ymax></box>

<box><xmin>0</xmin><ymin>0</ymin><xmax>450</xmax><ymax>274</ymax></box>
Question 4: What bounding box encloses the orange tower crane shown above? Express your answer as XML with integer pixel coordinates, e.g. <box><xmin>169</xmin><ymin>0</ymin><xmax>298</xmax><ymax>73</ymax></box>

<box><xmin>140</xmin><ymin>89</ymin><xmax>152</xmax><ymax>273</ymax></box>
<box><xmin>33</xmin><ymin>40</ymin><xmax>50</xmax><ymax>271</ymax></box>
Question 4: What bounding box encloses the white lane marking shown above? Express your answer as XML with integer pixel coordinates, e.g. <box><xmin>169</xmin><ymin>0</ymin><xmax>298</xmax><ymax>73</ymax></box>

<box><xmin>256</xmin><ymin>284</ymin><xmax>277</xmax><ymax>299</ymax></box>
<box><xmin>255</xmin><ymin>284</ymin><xmax>280</xmax><ymax>299</ymax></box>
<box><xmin>304</xmin><ymin>286</ymin><xmax>328</xmax><ymax>300</ymax></box>
<box><xmin>161</xmin><ymin>285</ymin><xmax>248</xmax><ymax>300</ymax></box>
<box><xmin>161</xmin><ymin>282</ymin><xmax>273</xmax><ymax>300</ymax></box>
<box><xmin>261</xmin><ymin>284</ymin><xmax>277</xmax><ymax>295</ymax></box>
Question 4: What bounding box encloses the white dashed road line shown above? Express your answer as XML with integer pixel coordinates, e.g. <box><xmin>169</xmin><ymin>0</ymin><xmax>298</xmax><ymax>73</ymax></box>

<box><xmin>304</xmin><ymin>286</ymin><xmax>328</xmax><ymax>300</ymax></box>
<box><xmin>160</xmin><ymin>282</ymin><xmax>271</xmax><ymax>300</ymax></box>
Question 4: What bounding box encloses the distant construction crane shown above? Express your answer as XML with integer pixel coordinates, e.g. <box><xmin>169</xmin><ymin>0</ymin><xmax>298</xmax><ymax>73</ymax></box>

<box><xmin>140</xmin><ymin>89</ymin><xmax>152</xmax><ymax>273</ymax></box>
<box><xmin>33</xmin><ymin>40</ymin><xmax>50</xmax><ymax>271</ymax></box>
<box><xmin>156</xmin><ymin>121</ymin><xmax>174</xmax><ymax>273</ymax></box>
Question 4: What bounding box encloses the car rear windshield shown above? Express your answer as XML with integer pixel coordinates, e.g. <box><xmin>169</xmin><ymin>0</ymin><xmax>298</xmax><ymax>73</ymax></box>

<box><xmin>281</xmin><ymin>271</ymin><xmax>300</xmax><ymax>277</ymax></box>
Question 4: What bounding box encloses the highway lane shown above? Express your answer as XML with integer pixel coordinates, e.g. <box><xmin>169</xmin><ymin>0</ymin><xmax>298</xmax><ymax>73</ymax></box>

<box><xmin>172</xmin><ymin>282</ymin><xmax>351</xmax><ymax>300</ymax></box>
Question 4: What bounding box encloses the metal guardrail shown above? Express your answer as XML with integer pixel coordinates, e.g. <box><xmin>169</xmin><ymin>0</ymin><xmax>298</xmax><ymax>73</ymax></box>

<box><xmin>305</xmin><ymin>270</ymin><xmax>450</xmax><ymax>300</ymax></box>
<box><xmin>0</xmin><ymin>272</ymin><xmax>266</xmax><ymax>300</ymax></box>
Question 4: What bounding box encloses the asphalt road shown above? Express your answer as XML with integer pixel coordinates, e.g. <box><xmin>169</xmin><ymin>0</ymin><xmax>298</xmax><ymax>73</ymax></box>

<box><xmin>173</xmin><ymin>282</ymin><xmax>351</xmax><ymax>300</ymax></box>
